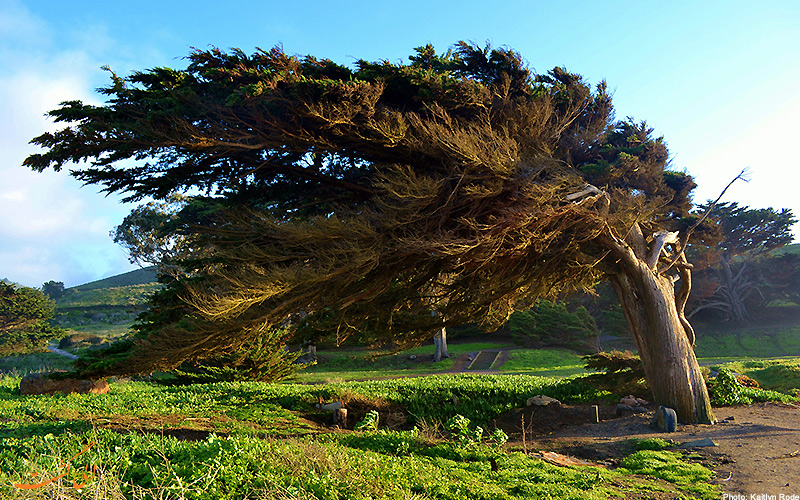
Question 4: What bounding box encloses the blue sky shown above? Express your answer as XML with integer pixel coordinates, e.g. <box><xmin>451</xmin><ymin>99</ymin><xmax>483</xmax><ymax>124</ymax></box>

<box><xmin>1</xmin><ymin>0</ymin><xmax>798</xmax><ymax>288</ymax></box>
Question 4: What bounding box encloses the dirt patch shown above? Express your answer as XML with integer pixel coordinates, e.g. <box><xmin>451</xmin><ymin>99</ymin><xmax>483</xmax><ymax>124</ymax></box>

<box><xmin>497</xmin><ymin>401</ymin><xmax>800</xmax><ymax>496</ymax></box>
<box><xmin>308</xmin><ymin>393</ymin><xmax>410</xmax><ymax>431</ymax></box>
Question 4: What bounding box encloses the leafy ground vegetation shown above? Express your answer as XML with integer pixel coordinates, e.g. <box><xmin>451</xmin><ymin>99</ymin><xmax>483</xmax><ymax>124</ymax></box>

<box><xmin>0</xmin><ymin>373</ymin><xmax>728</xmax><ymax>500</ymax></box>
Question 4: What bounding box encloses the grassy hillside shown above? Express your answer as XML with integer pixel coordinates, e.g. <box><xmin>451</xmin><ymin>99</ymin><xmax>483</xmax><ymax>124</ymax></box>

<box><xmin>56</xmin><ymin>282</ymin><xmax>162</xmax><ymax>308</ymax></box>
<box><xmin>72</xmin><ymin>266</ymin><xmax>159</xmax><ymax>291</ymax></box>
<box><xmin>53</xmin><ymin>267</ymin><xmax>161</xmax><ymax>334</ymax></box>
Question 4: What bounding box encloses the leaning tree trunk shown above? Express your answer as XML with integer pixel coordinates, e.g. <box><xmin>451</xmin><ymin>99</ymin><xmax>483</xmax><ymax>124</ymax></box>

<box><xmin>433</xmin><ymin>327</ymin><xmax>449</xmax><ymax>362</ymax></box>
<box><xmin>602</xmin><ymin>225</ymin><xmax>715</xmax><ymax>425</ymax></box>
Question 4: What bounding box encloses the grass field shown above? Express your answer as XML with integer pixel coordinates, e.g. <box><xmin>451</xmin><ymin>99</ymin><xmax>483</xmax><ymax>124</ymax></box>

<box><xmin>0</xmin><ymin>374</ymin><xmax>722</xmax><ymax>499</ymax></box>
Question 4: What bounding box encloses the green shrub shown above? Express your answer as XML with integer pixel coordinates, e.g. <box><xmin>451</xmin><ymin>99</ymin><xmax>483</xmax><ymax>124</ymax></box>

<box><xmin>355</xmin><ymin>410</ymin><xmax>380</xmax><ymax>431</ymax></box>
<box><xmin>708</xmin><ymin>368</ymin><xmax>796</xmax><ymax>405</ymax></box>
<box><xmin>581</xmin><ymin>350</ymin><xmax>649</xmax><ymax>396</ymax></box>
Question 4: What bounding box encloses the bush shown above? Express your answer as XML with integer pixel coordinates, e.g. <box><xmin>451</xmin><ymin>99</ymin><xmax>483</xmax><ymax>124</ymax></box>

<box><xmin>580</xmin><ymin>350</ymin><xmax>649</xmax><ymax>396</ymax></box>
<box><xmin>708</xmin><ymin>368</ymin><xmax>796</xmax><ymax>405</ymax></box>
<box><xmin>168</xmin><ymin>330</ymin><xmax>310</xmax><ymax>384</ymax></box>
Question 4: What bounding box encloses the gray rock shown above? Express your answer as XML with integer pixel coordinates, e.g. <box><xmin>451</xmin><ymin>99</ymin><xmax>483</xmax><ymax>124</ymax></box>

<box><xmin>679</xmin><ymin>438</ymin><xmax>717</xmax><ymax>448</ymax></box>
<box><xmin>656</xmin><ymin>406</ymin><xmax>678</xmax><ymax>433</ymax></box>
<box><xmin>526</xmin><ymin>395</ymin><xmax>561</xmax><ymax>406</ymax></box>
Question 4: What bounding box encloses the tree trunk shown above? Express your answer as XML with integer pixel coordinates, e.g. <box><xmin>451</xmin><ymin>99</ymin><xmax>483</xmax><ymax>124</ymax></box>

<box><xmin>602</xmin><ymin>227</ymin><xmax>715</xmax><ymax>425</ymax></box>
<box><xmin>719</xmin><ymin>256</ymin><xmax>749</xmax><ymax>321</ymax></box>
<box><xmin>433</xmin><ymin>327</ymin><xmax>449</xmax><ymax>362</ymax></box>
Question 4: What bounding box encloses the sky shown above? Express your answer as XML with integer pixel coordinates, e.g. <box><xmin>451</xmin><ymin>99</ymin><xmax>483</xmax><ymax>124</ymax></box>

<box><xmin>1</xmin><ymin>0</ymin><xmax>798</xmax><ymax>288</ymax></box>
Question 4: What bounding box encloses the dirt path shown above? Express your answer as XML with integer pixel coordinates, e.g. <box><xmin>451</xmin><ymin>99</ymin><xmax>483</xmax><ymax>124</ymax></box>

<box><xmin>46</xmin><ymin>342</ymin><xmax>78</xmax><ymax>360</ymax></box>
<box><xmin>499</xmin><ymin>402</ymin><xmax>800</xmax><ymax>496</ymax></box>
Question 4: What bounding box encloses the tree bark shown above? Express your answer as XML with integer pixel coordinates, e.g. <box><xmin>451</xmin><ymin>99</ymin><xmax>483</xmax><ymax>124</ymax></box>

<box><xmin>433</xmin><ymin>327</ymin><xmax>449</xmax><ymax>362</ymax></box>
<box><xmin>602</xmin><ymin>226</ymin><xmax>715</xmax><ymax>424</ymax></box>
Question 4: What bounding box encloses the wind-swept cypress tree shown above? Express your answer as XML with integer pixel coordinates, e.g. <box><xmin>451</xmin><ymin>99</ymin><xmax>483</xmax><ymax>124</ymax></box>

<box><xmin>27</xmin><ymin>42</ymin><xmax>714</xmax><ymax>423</ymax></box>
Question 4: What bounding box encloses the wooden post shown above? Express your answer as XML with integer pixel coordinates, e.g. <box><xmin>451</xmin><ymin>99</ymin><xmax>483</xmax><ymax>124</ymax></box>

<box><xmin>521</xmin><ymin>414</ymin><xmax>527</xmax><ymax>454</ymax></box>
<box><xmin>333</xmin><ymin>408</ymin><xmax>348</xmax><ymax>428</ymax></box>
<box><xmin>592</xmin><ymin>405</ymin><xmax>599</xmax><ymax>423</ymax></box>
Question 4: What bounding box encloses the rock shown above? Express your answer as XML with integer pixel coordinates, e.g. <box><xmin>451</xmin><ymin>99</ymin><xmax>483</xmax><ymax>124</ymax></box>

<box><xmin>615</xmin><ymin>403</ymin><xmax>648</xmax><ymax>416</ymax></box>
<box><xmin>679</xmin><ymin>437</ymin><xmax>717</xmax><ymax>448</ymax></box>
<box><xmin>526</xmin><ymin>395</ymin><xmax>561</xmax><ymax>406</ymax></box>
<box><xmin>655</xmin><ymin>406</ymin><xmax>678</xmax><ymax>433</ymax></box>
<box><xmin>20</xmin><ymin>373</ymin><xmax>109</xmax><ymax>395</ymax></box>
<box><xmin>620</xmin><ymin>395</ymin><xmax>649</xmax><ymax>407</ymax></box>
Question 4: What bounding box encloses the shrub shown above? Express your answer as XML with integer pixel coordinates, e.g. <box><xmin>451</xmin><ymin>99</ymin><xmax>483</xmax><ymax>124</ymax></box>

<box><xmin>581</xmin><ymin>350</ymin><xmax>649</xmax><ymax>396</ymax></box>
<box><xmin>708</xmin><ymin>368</ymin><xmax>796</xmax><ymax>405</ymax></box>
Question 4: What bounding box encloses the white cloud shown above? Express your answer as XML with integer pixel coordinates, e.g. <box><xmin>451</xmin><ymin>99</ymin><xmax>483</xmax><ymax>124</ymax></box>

<box><xmin>0</xmin><ymin>1</ymin><xmax>138</xmax><ymax>288</ymax></box>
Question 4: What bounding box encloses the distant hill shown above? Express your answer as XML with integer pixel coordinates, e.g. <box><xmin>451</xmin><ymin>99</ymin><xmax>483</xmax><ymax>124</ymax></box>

<box><xmin>72</xmin><ymin>266</ymin><xmax>159</xmax><ymax>291</ymax></box>
<box><xmin>55</xmin><ymin>267</ymin><xmax>162</xmax><ymax>328</ymax></box>
<box><xmin>779</xmin><ymin>243</ymin><xmax>800</xmax><ymax>255</ymax></box>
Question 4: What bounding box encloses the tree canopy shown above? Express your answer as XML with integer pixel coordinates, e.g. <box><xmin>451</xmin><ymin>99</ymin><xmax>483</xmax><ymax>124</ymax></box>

<box><xmin>689</xmin><ymin>201</ymin><xmax>796</xmax><ymax>321</ymax></box>
<box><xmin>27</xmin><ymin>42</ymin><xmax>714</xmax><ymax>422</ymax></box>
<box><xmin>0</xmin><ymin>282</ymin><xmax>63</xmax><ymax>355</ymax></box>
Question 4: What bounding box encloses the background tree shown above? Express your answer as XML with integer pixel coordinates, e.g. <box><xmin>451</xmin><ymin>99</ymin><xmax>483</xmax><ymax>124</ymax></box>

<box><xmin>27</xmin><ymin>42</ymin><xmax>716</xmax><ymax>423</ymax></box>
<box><xmin>41</xmin><ymin>280</ymin><xmax>65</xmax><ymax>299</ymax></box>
<box><xmin>506</xmin><ymin>299</ymin><xmax>600</xmax><ymax>352</ymax></box>
<box><xmin>110</xmin><ymin>194</ymin><xmax>200</xmax><ymax>271</ymax></box>
<box><xmin>688</xmin><ymin>202</ymin><xmax>795</xmax><ymax>321</ymax></box>
<box><xmin>0</xmin><ymin>282</ymin><xmax>64</xmax><ymax>355</ymax></box>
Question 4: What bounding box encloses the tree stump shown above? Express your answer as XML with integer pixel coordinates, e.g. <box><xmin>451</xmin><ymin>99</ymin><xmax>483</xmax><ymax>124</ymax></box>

<box><xmin>333</xmin><ymin>408</ymin><xmax>348</xmax><ymax>428</ymax></box>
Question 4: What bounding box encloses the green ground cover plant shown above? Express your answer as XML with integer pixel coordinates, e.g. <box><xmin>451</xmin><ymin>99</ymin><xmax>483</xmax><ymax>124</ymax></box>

<box><xmin>0</xmin><ymin>373</ymin><xmax>718</xmax><ymax>499</ymax></box>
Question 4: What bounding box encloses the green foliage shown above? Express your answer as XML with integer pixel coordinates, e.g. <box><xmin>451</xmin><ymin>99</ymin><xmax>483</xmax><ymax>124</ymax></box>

<box><xmin>707</xmin><ymin>368</ymin><xmax>796</xmax><ymax>405</ymax></box>
<box><xmin>507</xmin><ymin>300</ymin><xmax>599</xmax><ymax>350</ymax></box>
<box><xmin>444</xmin><ymin>414</ymin><xmax>508</xmax><ymax>448</ymax></box>
<box><xmin>111</xmin><ymin>194</ymin><xmax>192</xmax><ymax>267</ymax></box>
<box><xmin>166</xmin><ymin>329</ymin><xmax>308</xmax><ymax>384</ymax></box>
<box><xmin>618</xmin><ymin>450</ymin><xmax>718</xmax><ymax>499</ymax></box>
<box><xmin>25</xmin><ymin>41</ymin><xmax>695</xmax><ymax>379</ymax></box>
<box><xmin>0</xmin><ymin>283</ymin><xmax>63</xmax><ymax>355</ymax></box>
<box><xmin>581</xmin><ymin>350</ymin><xmax>648</xmax><ymax>396</ymax></box>
<box><xmin>633</xmin><ymin>438</ymin><xmax>676</xmax><ymax>451</ymax></box>
<box><xmin>689</xmin><ymin>201</ymin><xmax>797</xmax><ymax>322</ymax></box>
<box><xmin>0</xmin><ymin>373</ymin><xmax>719</xmax><ymax>499</ymax></box>
<box><xmin>354</xmin><ymin>410</ymin><xmax>380</xmax><ymax>431</ymax></box>
<box><xmin>41</xmin><ymin>280</ymin><xmax>65</xmax><ymax>299</ymax></box>
<box><xmin>445</xmin><ymin>414</ymin><xmax>484</xmax><ymax>447</ymax></box>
